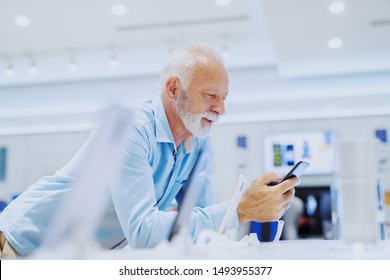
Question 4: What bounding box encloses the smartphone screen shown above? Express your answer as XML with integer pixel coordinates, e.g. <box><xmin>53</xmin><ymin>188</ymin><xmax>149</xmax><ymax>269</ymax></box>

<box><xmin>268</xmin><ymin>161</ymin><xmax>309</xmax><ymax>186</ymax></box>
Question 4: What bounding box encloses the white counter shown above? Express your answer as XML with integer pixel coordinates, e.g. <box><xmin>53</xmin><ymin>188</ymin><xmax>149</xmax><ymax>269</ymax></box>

<box><xmin>83</xmin><ymin>239</ymin><xmax>390</xmax><ymax>260</ymax></box>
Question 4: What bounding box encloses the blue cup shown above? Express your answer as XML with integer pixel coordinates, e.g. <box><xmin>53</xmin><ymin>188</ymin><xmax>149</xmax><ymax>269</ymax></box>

<box><xmin>251</xmin><ymin>220</ymin><xmax>284</xmax><ymax>242</ymax></box>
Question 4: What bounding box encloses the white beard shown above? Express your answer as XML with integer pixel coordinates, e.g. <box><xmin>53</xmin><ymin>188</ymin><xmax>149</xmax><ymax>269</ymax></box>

<box><xmin>175</xmin><ymin>90</ymin><xmax>219</xmax><ymax>138</ymax></box>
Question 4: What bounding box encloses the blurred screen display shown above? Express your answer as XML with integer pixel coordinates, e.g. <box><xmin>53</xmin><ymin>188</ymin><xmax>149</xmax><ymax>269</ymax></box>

<box><xmin>263</xmin><ymin>131</ymin><xmax>335</xmax><ymax>175</ymax></box>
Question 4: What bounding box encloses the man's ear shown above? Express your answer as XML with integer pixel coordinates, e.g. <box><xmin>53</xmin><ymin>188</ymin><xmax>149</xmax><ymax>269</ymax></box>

<box><xmin>165</xmin><ymin>77</ymin><xmax>181</xmax><ymax>100</ymax></box>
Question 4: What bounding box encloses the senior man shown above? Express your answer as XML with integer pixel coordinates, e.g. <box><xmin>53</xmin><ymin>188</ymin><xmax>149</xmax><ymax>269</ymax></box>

<box><xmin>0</xmin><ymin>42</ymin><xmax>297</xmax><ymax>258</ymax></box>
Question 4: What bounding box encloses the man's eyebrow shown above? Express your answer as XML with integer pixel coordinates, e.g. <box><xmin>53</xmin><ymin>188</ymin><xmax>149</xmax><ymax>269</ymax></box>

<box><xmin>202</xmin><ymin>88</ymin><xmax>228</xmax><ymax>95</ymax></box>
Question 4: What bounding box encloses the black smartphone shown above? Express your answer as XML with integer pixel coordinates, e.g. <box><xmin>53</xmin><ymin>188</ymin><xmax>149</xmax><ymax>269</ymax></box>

<box><xmin>268</xmin><ymin>161</ymin><xmax>310</xmax><ymax>186</ymax></box>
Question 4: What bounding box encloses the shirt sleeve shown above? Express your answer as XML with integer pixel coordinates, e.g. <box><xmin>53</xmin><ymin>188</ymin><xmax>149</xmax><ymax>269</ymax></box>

<box><xmin>108</xmin><ymin>123</ymin><xmax>164</xmax><ymax>248</ymax></box>
<box><xmin>109</xmin><ymin>123</ymin><xmax>238</xmax><ymax>249</ymax></box>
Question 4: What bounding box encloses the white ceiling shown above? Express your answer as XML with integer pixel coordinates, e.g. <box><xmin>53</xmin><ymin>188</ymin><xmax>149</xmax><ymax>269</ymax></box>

<box><xmin>0</xmin><ymin>0</ymin><xmax>389</xmax><ymax>86</ymax></box>
<box><xmin>263</xmin><ymin>0</ymin><xmax>390</xmax><ymax>77</ymax></box>
<box><xmin>0</xmin><ymin>0</ymin><xmax>275</xmax><ymax>86</ymax></box>
<box><xmin>1</xmin><ymin>0</ymin><xmax>390</xmax><ymax>134</ymax></box>
<box><xmin>0</xmin><ymin>0</ymin><xmax>265</xmax><ymax>54</ymax></box>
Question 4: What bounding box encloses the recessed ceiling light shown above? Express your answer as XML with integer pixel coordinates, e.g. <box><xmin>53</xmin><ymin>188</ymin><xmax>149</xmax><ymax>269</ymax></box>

<box><xmin>215</xmin><ymin>0</ymin><xmax>231</xmax><ymax>6</ymax></box>
<box><xmin>328</xmin><ymin>38</ymin><xmax>343</xmax><ymax>49</ymax></box>
<box><xmin>329</xmin><ymin>2</ymin><xmax>346</xmax><ymax>14</ymax></box>
<box><xmin>14</xmin><ymin>15</ymin><xmax>30</xmax><ymax>27</ymax></box>
<box><xmin>111</xmin><ymin>4</ymin><xmax>127</xmax><ymax>16</ymax></box>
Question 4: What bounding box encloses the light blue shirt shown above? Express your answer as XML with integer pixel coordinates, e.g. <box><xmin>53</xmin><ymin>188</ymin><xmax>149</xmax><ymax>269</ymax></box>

<box><xmin>0</xmin><ymin>97</ymin><xmax>238</xmax><ymax>257</ymax></box>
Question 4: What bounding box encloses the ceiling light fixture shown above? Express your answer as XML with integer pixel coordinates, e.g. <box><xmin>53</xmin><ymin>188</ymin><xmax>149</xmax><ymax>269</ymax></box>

<box><xmin>67</xmin><ymin>62</ymin><xmax>78</xmax><ymax>72</ymax></box>
<box><xmin>221</xmin><ymin>42</ymin><xmax>231</xmax><ymax>60</ymax></box>
<box><xmin>111</xmin><ymin>4</ymin><xmax>127</xmax><ymax>16</ymax></box>
<box><xmin>28</xmin><ymin>65</ymin><xmax>39</xmax><ymax>76</ymax></box>
<box><xmin>4</xmin><ymin>62</ymin><xmax>15</xmax><ymax>78</ymax></box>
<box><xmin>329</xmin><ymin>2</ymin><xmax>346</xmax><ymax>14</ymax></box>
<box><xmin>5</xmin><ymin>68</ymin><xmax>15</xmax><ymax>78</ymax></box>
<box><xmin>14</xmin><ymin>15</ymin><xmax>30</xmax><ymax>27</ymax></box>
<box><xmin>67</xmin><ymin>55</ymin><xmax>78</xmax><ymax>72</ymax></box>
<box><xmin>28</xmin><ymin>57</ymin><xmax>39</xmax><ymax>76</ymax></box>
<box><xmin>109</xmin><ymin>49</ymin><xmax>120</xmax><ymax>69</ymax></box>
<box><xmin>215</xmin><ymin>0</ymin><xmax>231</xmax><ymax>6</ymax></box>
<box><xmin>109</xmin><ymin>58</ymin><xmax>120</xmax><ymax>69</ymax></box>
<box><xmin>328</xmin><ymin>38</ymin><xmax>343</xmax><ymax>49</ymax></box>
<box><xmin>222</xmin><ymin>51</ymin><xmax>230</xmax><ymax>60</ymax></box>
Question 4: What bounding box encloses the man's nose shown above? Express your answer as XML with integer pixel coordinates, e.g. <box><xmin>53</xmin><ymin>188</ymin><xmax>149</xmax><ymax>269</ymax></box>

<box><xmin>211</xmin><ymin>96</ymin><xmax>225</xmax><ymax>116</ymax></box>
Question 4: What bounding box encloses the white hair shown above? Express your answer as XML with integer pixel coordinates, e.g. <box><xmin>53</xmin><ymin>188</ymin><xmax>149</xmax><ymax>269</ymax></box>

<box><xmin>159</xmin><ymin>42</ymin><xmax>225</xmax><ymax>93</ymax></box>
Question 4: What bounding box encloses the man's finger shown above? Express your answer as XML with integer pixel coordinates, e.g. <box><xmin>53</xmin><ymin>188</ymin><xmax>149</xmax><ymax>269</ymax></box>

<box><xmin>255</xmin><ymin>171</ymin><xmax>284</xmax><ymax>185</ymax></box>
<box><xmin>278</xmin><ymin>177</ymin><xmax>300</xmax><ymax>193</ymax></box>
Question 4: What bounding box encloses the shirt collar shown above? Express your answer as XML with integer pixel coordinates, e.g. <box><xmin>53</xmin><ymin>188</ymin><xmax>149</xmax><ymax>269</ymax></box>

<box><xmin>153</xmin><ymin>96</ymin><xmax>194</xmax><ymax>154</ymax></box>
<box><xmin>183</xmin><ymin>137</ymin><xmax>194</xmax><ymax>153</ymax></box>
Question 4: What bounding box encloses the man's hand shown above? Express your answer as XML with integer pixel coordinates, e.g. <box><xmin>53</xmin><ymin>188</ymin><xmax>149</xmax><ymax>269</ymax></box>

<box><xmin>237</xmin><ymin>171</ymin><xmax>299</xmax><ymax>224</ymax></box>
